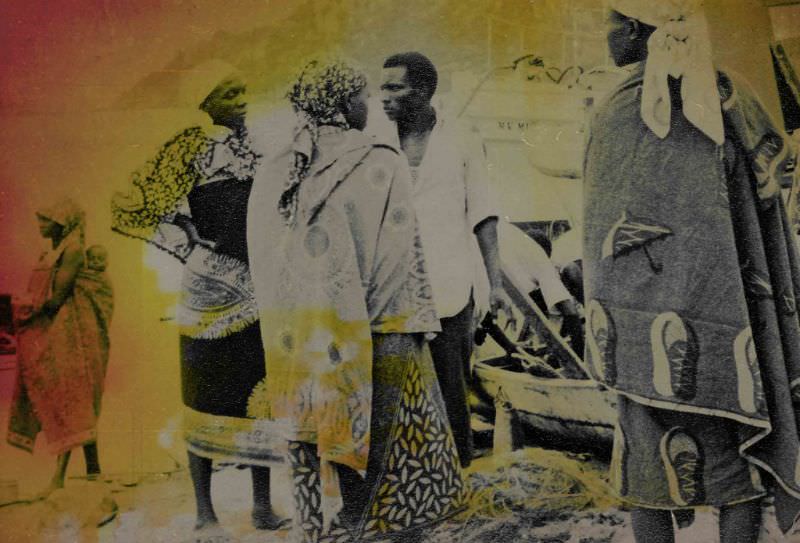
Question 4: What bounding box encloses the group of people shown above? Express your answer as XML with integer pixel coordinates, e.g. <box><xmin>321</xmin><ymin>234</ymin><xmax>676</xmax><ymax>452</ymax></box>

<box><xmin>11</xmin><ymin>0</ymin><xmax>800</xmax><ymax>542</ymax></box>
<box><xmin>108</xmin><ymin>51</ymin><xmax>501</xmax><ymax>542</ymax></box>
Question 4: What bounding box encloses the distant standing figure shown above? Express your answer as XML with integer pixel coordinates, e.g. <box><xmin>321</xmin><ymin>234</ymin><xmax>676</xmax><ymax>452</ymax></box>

<box><xmin>8</xmin><ymin>200</ymin><xmax>112</xmax><ymax>496</ymax></box>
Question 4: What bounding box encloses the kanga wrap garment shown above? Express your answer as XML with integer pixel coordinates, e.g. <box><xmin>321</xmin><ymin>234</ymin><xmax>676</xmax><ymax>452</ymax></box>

<box><xmin>248</xmin><ymin>126</ymin><xmax>467</xmax><ymax>541</ymax></box>
<box><xmin>112</xmin><ymin>122</ymin><xmax>282</xmax><ymax>465</ymax></box>
<box><xmin>583</xmin><ymin>63</ymin><xmax>800</xmax><ymax>531</ymax></box>
<box><xmin>8</xmin><ymin>205</ymin><xmax>112</xmax><ymax>455</ymax></box>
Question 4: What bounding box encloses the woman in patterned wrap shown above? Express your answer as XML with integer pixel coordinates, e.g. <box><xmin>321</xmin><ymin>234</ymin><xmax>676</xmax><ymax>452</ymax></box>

<box><xmin>111</xmin><ymin>60</ymin><xmax>287</xmax><ymax>537</ymax></box>
<box><xmin>247</xmin><ymin>59</ymin><xmax>468</xmax><ymax>543</ymax></box>
<box><xmin>9</xmin><ymin>199</ymin><xmax>113</xmax><ymax>496</ymax></box>
<box><xmin>583</xmin><ymin>1</ymin><xmax>800</xmax><ymax>541</ymax></box>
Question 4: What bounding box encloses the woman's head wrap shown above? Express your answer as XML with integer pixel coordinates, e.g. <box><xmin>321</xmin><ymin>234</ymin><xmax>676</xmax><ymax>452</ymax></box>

<box><xmin>279</xmin><ymin>60</ymin><xmax>368</xmax><ymax>227</ymax></box>
<box><xmin>180</xmin><ymin>59</ymin><xmax>241</xmax><ymax>109</ymax></box>
<box><xmin>287</xmin><ymin>59</ymin><xmax>368</xmax><ymax>129</ymax></box>
<box><xmin>37</xmin><ymin>198</ymin><xmax>85</xmax><ymax>243</ymax></box>
<box><xmin>609</xmin><ymin>0</ymin><xmax>724</xmax><ymax>145</ymax></box>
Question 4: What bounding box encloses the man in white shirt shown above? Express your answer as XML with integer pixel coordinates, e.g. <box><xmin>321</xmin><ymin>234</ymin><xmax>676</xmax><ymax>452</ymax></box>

<box><xmin>375</xmin><ymin>52</ymin><xmax>508</xmax><ymax>467</ymax></box>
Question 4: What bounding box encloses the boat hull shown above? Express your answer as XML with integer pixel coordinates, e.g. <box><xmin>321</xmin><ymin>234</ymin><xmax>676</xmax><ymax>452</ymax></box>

<box><xmin>473</xmin><ymin>357</ymin><xmax>617</xmax><ymax>450</ymax></box>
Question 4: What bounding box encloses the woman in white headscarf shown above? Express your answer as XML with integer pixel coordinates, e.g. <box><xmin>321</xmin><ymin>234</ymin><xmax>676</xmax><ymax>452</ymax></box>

<box><xmin>583</xmin><ymin>2</ymin><xmax>800</xmax><ymax>541</ymax></box>
<box><xmin>112</xmin><ymin>60</ymin><xmax>287</xmax><ymax>537</ymax></box>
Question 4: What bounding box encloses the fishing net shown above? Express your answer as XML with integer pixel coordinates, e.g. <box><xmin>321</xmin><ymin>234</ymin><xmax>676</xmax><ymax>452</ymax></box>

<box><xmin>427</xmin><ymin>448</ymin><xmax>626</xmax><ymax>543</ymax></box>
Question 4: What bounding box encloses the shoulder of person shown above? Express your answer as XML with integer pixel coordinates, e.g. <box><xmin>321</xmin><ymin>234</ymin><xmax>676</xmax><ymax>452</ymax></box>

<box><xmin>363</xmin><ymin>140</ymin><xmax>403</xmax><ymax>167</ymax></box>
<box><xmin>144</xmin><ymin>126</ymin><xmax>211</xmax><ymax>165</ymax></box>
<box><xmin>246</xmin><ymin>104</ymin><xmax>300</xmax><ymax>158</ymax></box>
<box><xmin>448</xmin><ymin>118</ymin><xmax>485</xmax><ymax>153</ymax></box>
<box><xmin>59</xmin><ymin>240</ymin><xmax>85</xmax><ymax>265</ymax></box>
<box><xmin>167</xmin><ymin>125</ymin><xmax>209</xmax><ymax>146</ymax></box>
<box><xmin>358</xmin><ymin>140</ymin><xmax>410</xmax><ymax>184</ymax></box>
<box><xmin>714</xmin><ymin>66</ymin><xmax>771</xmax><ymax>113</ymax></box>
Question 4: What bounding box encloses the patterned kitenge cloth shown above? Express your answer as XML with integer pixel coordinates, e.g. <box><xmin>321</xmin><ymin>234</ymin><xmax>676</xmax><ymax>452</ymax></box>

<box><xmin>9</xmin><ymin>204</ymin><xmax>113</xmax><ymax>455</ymax></box>
<box><xmin>111</xmin><ymin>122</ymin><xmax>283</xmax><ymax>465</ymax></box>
<box><xmin>112</xmin><ymin>122</ymin><xmax>261</xmax><ymax>339</ymax></box>
<box><xmin>584</xmin><ymin>64</ymin><xmax>800</xmax><ymax>531</ymax></box>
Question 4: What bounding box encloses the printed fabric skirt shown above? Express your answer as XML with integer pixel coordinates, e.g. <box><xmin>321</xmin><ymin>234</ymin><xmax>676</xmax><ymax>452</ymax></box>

<box><xmin>180</xmin><ymin>322</ymin><xmax>282</xmax><ymax>465</ymax></box>
<box><xmin>610</xmin><ymin>396</ymin><xmax>766</xmax><ymax>509</ymax></box>
<box><xmin>289</xmin><ymin>335</ymin><xmax>469</xmax><ymax>543</ymax></box>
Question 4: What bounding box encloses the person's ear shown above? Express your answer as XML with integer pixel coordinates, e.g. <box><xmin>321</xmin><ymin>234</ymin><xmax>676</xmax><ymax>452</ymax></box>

<box><xmin>199</xmin><ymin>89</ymin><xmax>215</xmax><ymax>113</ymax></box>
<box><xmin>412</xmin><ymin>85</ymin><xmax>431</xmax><ymax>102</ymax></box>
<box><xmin>625</xmin><ymin>18</ymin><xmax>641</xmax><ymax>41</ymax></box>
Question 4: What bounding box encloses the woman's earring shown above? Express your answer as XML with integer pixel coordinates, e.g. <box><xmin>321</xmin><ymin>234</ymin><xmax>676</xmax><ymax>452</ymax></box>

<box><xmin>628</xmin><ymin>19</ymin><xmax>640</xmax><ymax>41</ymax></box>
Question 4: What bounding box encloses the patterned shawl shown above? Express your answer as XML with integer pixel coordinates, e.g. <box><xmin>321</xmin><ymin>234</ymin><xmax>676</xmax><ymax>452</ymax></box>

<box><xmin>111</xmin><ymin>122</ymin><xmax>262</xmax><ymax>339</ymax></box>
<box><xmin>584</xmin><ymin>65</ymin><xmax>800</xmax><ymax>531</ymax></box>
<box><xmin>248</xmin><ymin>127</ymin><xmax>439</xmax><ymax>528</ymax></box>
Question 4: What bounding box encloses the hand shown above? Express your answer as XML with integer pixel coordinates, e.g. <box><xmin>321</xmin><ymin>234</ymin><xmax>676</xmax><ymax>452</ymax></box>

<box><xmin>187</xmin><ymin>234</ymin><xmax>216</xmax><ymax>252</ymax></box>
<box><xmin>12</xmin><ymin>300</ymin><xmax>35</xmax><ymax>328</ymax></box>
<box><xmin>489</xmin><ymin>287</ymin><xmax>516</xmax><ymax>332</ymax></box>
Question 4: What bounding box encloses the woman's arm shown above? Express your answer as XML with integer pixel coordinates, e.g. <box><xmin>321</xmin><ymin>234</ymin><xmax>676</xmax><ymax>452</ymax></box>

<box><xmin>40</xmin><ymin>245</ymin><xmax>84</xmax><ymax>318</ymax></box>
<box><xmin>172</xmin><ymin>213</ymin><xmax>215</xmax><ymax>251</ymax></box>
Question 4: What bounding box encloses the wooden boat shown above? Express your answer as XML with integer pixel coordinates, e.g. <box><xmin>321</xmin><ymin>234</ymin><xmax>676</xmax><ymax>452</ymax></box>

<box><xmin>471</xmin><ymin>265</ymin><xmax>617</xmax><ymax>452</ymax></box>
<box><xmin>472</xmin><ymin>355</ymin><xmax>616</xmax><ymax>451</ymax></box>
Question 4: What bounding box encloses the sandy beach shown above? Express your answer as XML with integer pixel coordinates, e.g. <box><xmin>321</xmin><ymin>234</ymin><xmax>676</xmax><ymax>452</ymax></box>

<box><xmin>0</xmin><ymin>446</ymin><xmax>796</xmax><ymax>543</ymax></box>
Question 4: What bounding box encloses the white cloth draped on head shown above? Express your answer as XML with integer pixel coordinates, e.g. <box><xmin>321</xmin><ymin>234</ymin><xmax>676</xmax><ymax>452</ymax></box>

<box><xmin>37</xmin><ymin>197</ymin><xmax>86</xmax><ymax>244</ymax></box>
<box><xmin>179</xmin><ymin>59</ymin><xmax>241</xmax><ymax>110</ymax></box>
<box><xmin>609</xmin><ymin>0</ymin><xmax>724</xmax><ymax>145</ymax></box>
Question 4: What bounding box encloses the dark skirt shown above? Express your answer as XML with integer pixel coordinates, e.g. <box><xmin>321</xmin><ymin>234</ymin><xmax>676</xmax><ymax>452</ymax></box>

<box><xmin>610</xmin><ymin>396</ymin><xmax>765</xmax><ymax>509</ymax></box>
<box><xmin>428</xmin><ymin>298</ymin><xmax>475</xmax><ymax>468</ymax></box>
<box><xmin>180</xmin><ymin>321</ymin><xmax>281</xmax><ymax>465</ymax></box>
<box><xmin>181</xmin><ymin>322</ymin><xmax>265</xmax><ymax>418</ymax></box>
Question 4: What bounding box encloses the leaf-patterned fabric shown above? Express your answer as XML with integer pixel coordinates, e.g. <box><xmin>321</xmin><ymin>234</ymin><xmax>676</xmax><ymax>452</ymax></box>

<box><xmin>288</xmin><ymin>335</ymin><xmax>467</xmax><ymax>543</ymax></box>
<box><xmin>584</xmin><ymin>64</ymin><xmax>800</xmax><ymax>530</ymax></box>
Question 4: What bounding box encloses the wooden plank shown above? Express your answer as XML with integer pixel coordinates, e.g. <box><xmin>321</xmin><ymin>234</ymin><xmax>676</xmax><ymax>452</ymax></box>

<box><xmin>500</xmin><ymin>263</ymin><xmax>590</xmax><ymax>379</ymax></box>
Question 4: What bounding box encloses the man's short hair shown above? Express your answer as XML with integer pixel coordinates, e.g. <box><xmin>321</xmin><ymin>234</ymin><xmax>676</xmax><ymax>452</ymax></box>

<box><xmin>383</xmin><ymin>52</ymin><xmax>438</xmax><ymax>98</ymax></box>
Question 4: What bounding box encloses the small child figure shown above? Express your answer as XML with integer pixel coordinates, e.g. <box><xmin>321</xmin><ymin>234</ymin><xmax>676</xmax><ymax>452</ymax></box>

<box><xmin>86</xmin><ymin>245</ymin><xmax>109</xmax><ymax>273</ymax></box>
<box><xmin>79</xmin><ymin>245</ymin><xmax>114</xmax><ymax>327</ymax></box>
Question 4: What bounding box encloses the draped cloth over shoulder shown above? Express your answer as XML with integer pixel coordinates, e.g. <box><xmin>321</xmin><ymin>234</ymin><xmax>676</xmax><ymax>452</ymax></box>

<box><xmin>8</xmin><ymin>200</ymin><xmax>112</xmax><ymax>454</ymax></box>
<box><xmin>111</xmin><ymin>59</ymin><xmax>241</xmax><ymax>262</ymax></box>
<box><xmin>248</xmin><ymin>125</ymin><xmax>445</xmax><ymax>532</ymax></box>
<box><xmin>583</xmin><ymin>59</ymin><xmax>800</xmax><ymax>531</ymax></box>
<box><xmin>110</xmin><ymin>61</ymin><xmax>284</xmax><ymax>465</ymax></box>
<box><xmin>609</xmin><ymin>0</ymin><xmax>724</xmax><ymax>145</ymax></box>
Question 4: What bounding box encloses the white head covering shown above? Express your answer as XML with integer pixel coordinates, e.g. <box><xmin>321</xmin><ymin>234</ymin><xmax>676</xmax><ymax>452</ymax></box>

<box><xmin>609</xmin><ymin>0</ymin><xmax>724</xmax><ymax>145</ymax></box>
<box><xmin>179</xmin><ymin>59</ymin><xmax>241</xmax><ymax>109</ymax></box>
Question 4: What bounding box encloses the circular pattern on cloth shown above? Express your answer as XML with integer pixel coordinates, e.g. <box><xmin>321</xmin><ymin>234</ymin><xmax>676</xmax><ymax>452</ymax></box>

<box><xmin>277</xmin><ymin>327</ymin><xmax>296</xmax><ymax>355</ymax></box>
<box><xmin>387</xmin><ymin>204</ymin><xmax>411</xmax><ymax>232</ymax></box>
<box><xmin>283</xmin><ymin>206</ymin><xmax>356</xmax><ymax>303</ymax></box>
<box><xmin>304</xmin><ymin>224</ymin><xmax>331</xmax><ymax>258</ymax></box>
<box><xmin>367</xmin><ymin>163</ymin><xmax>391</xmax><ymax>190</ymax></box>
